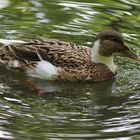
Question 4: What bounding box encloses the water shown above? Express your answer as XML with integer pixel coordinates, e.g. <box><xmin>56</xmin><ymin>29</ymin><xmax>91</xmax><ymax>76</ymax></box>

<box><xmin>0</xmin><ymin>0</ymin><xmax>140</xmax><ymax>139</ymax></box>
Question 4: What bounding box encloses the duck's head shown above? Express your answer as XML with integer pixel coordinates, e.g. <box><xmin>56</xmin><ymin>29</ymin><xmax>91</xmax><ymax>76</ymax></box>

<box><xmin>92</xmin><ymin>30</ymin><xmax>140</xmax><ymax>72</ymax></box>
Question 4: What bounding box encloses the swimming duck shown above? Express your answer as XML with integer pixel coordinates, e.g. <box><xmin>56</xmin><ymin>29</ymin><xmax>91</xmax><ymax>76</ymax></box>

<box><xmin>0</xmin><ymin>30</ymin><xmax>139</xmax><ymax>82</ymax></box>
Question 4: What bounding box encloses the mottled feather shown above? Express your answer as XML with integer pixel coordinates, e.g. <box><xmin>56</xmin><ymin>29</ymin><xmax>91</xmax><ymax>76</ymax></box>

<box><xmin>0</xmin><ymin>39</ymin><xmax>116</xmax><ymax>81</ymax></box>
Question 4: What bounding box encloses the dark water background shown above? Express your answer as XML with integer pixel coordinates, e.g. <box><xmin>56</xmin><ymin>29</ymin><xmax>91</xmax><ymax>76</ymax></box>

<box><xmin>0</xmin><ymin>0</ymin><xmax>140</xmax><ymax>139</ymax></box>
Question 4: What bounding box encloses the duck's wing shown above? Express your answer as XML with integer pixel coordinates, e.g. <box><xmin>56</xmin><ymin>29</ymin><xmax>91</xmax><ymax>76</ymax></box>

<box><xmin>0</xmin><ymin>39</ymin><xmax>91</xmax><ymax>68</ymax></box>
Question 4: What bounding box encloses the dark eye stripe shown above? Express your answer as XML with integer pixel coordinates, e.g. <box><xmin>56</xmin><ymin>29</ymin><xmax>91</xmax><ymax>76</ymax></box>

<box><xmin>110</xmin><ymin>37</ymin><xmax>124</xmax><ymax>45</ymax></box>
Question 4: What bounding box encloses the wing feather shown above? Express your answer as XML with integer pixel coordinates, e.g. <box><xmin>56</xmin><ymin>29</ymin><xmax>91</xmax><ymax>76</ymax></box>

<box><xmin>6</xmin><ymin>39</ymin><xmax>92</xmax><ymax>68</ymax></box>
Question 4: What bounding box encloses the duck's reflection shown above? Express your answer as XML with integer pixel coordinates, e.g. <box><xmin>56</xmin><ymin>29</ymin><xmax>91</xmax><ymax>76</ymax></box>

<box><xmin>26</xmin><ymin>77</ymin><xmax>116</xmax><ymax>98</ymax></box>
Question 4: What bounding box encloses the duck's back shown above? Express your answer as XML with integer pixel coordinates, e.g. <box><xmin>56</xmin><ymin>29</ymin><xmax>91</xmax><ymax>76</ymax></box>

<box><xmin>0</xmin><ymin>39</ymin><xmax>91</xmax><ymax>68</ymax></box>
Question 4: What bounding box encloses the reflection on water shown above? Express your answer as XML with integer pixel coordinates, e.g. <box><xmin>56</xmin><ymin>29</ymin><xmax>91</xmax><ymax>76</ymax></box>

<box><xmin>0</xmin><ymin>0</ymin><xmax>9</xmax><ymax>9</ymax></box>
<box><xmin>0</xmin><ymin>0</ymin><xmax>140</xmax><ymax>139</ymax></box>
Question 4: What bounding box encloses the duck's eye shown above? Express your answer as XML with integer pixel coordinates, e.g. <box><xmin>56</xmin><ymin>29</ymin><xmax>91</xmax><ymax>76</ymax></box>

<box><xmin>111</xmin><ymin>37</ymin><xmax>123</xmax><ymax>45</ymax></box>
<box><xmin>111</xmin><ymin>37</ymin><xmax>119</xmax><ymax>42</ymax></box>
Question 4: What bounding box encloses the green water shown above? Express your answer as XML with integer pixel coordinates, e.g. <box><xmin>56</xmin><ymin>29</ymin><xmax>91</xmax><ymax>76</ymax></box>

<box><xmin>0</xmin><ymin>0</ymin><xmax>140</xmax><ymax>139</ymax></box>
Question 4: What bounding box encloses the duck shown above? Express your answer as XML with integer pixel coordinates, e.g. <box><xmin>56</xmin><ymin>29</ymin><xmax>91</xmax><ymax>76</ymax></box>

<box><xmin>0</xmin><ymin>30</ymin><xmax>139</xmax><ymax>82</ymax></box>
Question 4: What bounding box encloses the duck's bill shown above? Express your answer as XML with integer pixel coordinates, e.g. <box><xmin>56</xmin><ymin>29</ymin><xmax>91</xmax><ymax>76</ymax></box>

<box><xmin>120</xmin><ymin>46</ymin><xmax>140</xmax><ymax>61</ymax></box>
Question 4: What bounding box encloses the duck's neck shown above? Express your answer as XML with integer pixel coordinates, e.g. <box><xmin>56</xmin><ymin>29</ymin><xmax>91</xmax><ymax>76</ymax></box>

<box><xmin>91</xmin><ymin>40</ymin><xmax>117</xmax><ymax>73</ymax></box>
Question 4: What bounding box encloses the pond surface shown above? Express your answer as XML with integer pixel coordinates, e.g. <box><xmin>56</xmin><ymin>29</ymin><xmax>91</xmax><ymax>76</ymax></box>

<box><xmin>0</xmin><ymin>0</ymin><xmax>140</xmax><ymax>139</ymax></box>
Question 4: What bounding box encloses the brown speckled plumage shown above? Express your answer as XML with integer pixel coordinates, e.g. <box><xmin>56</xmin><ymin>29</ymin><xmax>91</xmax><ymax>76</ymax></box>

<box><xmin>0</xmin><ymin>39</ymin><xmax>115</xmax><ymax>81</ymax></box>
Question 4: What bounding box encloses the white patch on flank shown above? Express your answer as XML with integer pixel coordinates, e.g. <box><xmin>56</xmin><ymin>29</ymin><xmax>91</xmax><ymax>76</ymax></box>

<box><xmin>0</xmin><ymin>39</ymin><xmax>26</xmax><ymax>45</ymax></box>
<box><xmin>91</xmin><ymin>40</ymin><xmax>117</xmax><ymax>73</ymax></box>
<box><xmin>27</xmin><ymin>52</ymin><xmax>58</xmax><ymax>80</ymax></box>
<box><xmin>8</xmin><ymin>60</ymin><xmax>20</xmax><ymax>67</ymax></box>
